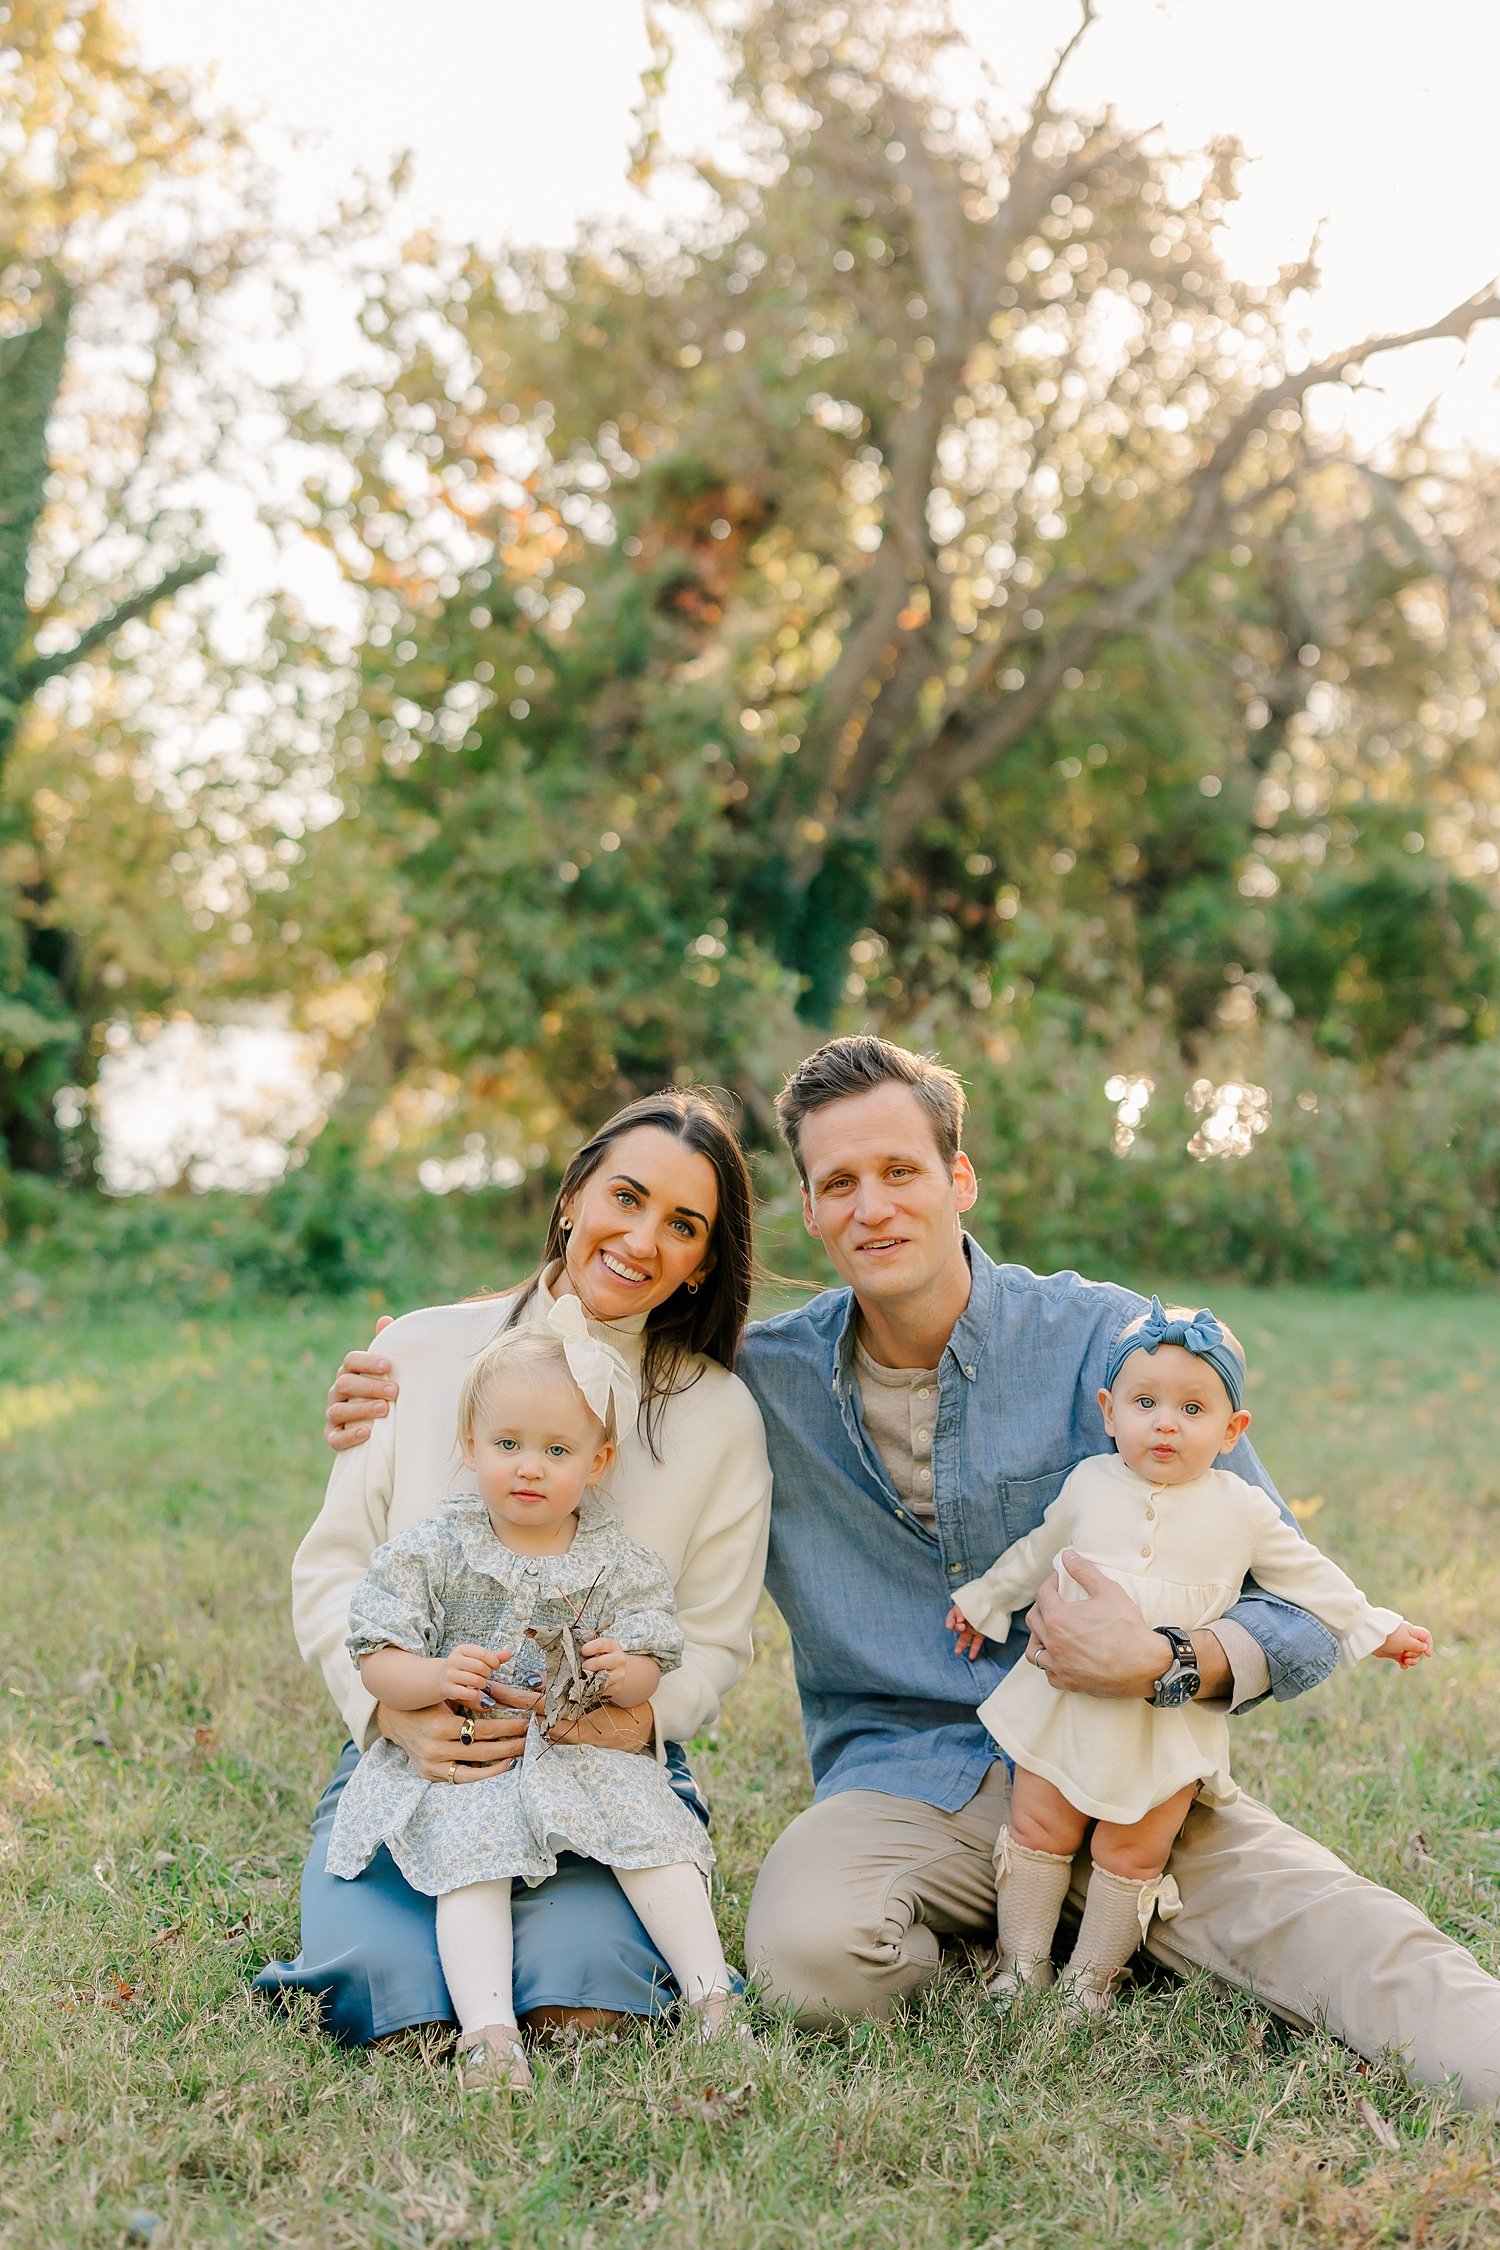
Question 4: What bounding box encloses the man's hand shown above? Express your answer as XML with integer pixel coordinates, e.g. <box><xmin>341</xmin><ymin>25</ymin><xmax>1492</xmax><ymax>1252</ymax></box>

<box><xmin>1024</xmin><ymin>1551</ymin><xmax>1229</xmax><ymax>1701</ymax></box>
<box><xmin>1374</xmin><ymin>1621</ymin><xmax>1433</xmax><ymax>1669</ymax></box>
<box><xmin>946</xmin><ymin>1604</ymin><xmax>987</xmax><ymax>1662</ymax></box>
<box><xmin>375</xmin><ymin>1682</ymin><xmax>539</xmax><ymax>1782</ymax></box>
<box><xmin>325</xmin><ymin>1315</ymin><xmax>398</xmax><ymax>1451</ymax></box>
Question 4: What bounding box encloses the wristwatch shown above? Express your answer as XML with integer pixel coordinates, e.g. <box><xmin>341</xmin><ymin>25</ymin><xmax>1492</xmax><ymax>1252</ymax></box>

<box><xmin>1149</xmin><ymin>1625</ymin><xmax>1201</xmax><ymax>1709</ymax></box>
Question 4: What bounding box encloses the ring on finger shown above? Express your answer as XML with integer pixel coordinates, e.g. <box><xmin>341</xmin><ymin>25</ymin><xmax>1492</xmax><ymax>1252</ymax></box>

<box><xmin>458</xmin><ymin>1715</ymin><xmax>476</xmax><ymax>1747</ymax></box>
<box><xmin>447</xmin><ymin>1761</ymin><xmax>459</xmax><ymax>1784</ymax></box>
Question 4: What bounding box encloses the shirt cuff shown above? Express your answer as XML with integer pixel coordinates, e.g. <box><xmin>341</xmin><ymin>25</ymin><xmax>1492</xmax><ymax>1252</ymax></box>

<box><xmin>1207</xmin><ymin>1617</ymin><xmax>1271</xmax><ymax>1712</ymax></box>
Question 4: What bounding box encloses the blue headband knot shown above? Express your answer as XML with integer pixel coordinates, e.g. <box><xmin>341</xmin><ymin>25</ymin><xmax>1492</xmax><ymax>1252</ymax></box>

<box><xmin>1104</xmin><ymin>1296</ymin><xmax>1245</xmax><ymax>1411</ymax></box>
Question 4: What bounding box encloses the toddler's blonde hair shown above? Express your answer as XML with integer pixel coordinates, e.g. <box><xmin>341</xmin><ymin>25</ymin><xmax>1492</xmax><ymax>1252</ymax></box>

<box><xmin>456</xmin><ymin>1325</ymin><xmax>616</xmax><ymax>1451</ymax></box>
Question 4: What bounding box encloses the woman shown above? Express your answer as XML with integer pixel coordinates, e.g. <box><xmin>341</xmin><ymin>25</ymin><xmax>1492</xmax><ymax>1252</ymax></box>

<box><xmin>255</xmin><ymin>1088</ymin><xmax>772</xmax><ymax>2047</ymax></box>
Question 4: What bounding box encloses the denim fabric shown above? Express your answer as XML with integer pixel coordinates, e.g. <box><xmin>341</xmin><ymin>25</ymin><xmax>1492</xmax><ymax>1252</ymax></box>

<box><xmin>739</xmin><ymin>1239</ymin><xmax>1337</xmax><ymax>1814</ymax></box>
<box><xmin>253</xmin><ymin>1739</ymin><xmax>712</xmax><ymax>2045</ymax></box>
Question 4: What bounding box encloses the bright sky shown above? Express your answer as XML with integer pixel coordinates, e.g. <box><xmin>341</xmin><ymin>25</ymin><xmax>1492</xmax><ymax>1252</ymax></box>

<box><xmin>128</xmin><ymin>0</ymin><xmax>1500</xmax><ymax>447</ymax></box>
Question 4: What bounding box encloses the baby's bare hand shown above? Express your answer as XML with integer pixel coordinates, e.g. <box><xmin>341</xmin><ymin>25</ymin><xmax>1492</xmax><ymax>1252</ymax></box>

<box><xmin>947</xmin><ymin>1603</ymin><xmax>987</xmax><ymax>1662</ymax></box>
<box><xmin>1374</xmin><ymin>1621</ymin><xmax>1433</xmax><ymax>1669</ymax></box>
<box><xmin>442</xmin><ymin>1644</ymin><xmax>506</xmax><ymax>1703</ymax></box>
<box><xmin>580</xmin><ymin>1634</ymin><xmax>628</xmax><ymax>1689</ymax></box>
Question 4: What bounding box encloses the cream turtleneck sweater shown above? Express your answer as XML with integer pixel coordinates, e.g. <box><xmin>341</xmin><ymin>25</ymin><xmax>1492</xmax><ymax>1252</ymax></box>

<box><xmin>290</xmin><ymin>1274</ymin><xmax>773</xmax><ymax>1757</ymax></box>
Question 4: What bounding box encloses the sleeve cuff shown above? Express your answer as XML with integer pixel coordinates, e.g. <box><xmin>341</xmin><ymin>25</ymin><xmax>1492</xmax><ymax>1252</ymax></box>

<box><xmin>1206</xmin><ymin>1617</ymin><xmax>1270</xmax><ymax>1713</ymax></box>
<box><xmin>953</xmin><ymin>1578</ymin><xmax>1014</xmax><ymax>1641</ymax></box>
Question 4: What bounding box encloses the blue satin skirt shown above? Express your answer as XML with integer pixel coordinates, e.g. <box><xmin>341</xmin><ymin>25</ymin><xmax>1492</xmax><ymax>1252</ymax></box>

<box><xmin>253</xmin><ymin>1738</ymin><xmax>712</xmax><ymax>2046</ymax></box>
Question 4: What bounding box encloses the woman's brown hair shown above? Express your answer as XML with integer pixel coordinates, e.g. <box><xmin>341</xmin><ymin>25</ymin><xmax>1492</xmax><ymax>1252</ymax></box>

<box><xmin>507</xmin><ymin>1087</ymin><xmax>755</xmax><ymax>1455</ymax></box>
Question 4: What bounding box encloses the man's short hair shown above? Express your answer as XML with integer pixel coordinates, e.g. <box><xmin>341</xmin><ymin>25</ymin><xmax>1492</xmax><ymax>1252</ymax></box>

<box><xmin>775</xmin><ymin>1034</ymin><xmax>967</xmax><ymax>1185</ymax></box>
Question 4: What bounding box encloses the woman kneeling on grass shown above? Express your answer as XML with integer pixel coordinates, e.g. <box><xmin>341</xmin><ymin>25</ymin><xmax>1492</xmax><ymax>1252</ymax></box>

<box><xmin>948</xmin><ymin>1300</ymin><xmax>1432</xmax><ymax>2017</ymax></box>
<box><xmin>255</xmin><ymin>1089</ymin><xmax>772</xmax><ymax>2050</ymax></box>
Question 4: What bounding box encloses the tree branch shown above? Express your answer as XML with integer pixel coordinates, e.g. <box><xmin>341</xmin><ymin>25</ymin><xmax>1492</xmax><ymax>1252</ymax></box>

<box><xmin>877</xmin><ymin>283</ymin><xmax>1500</xmax><ymax>853</ymax></box>
<box><xmin>18</xmin><ymin>552</ymin><xmax>219</xmax><ymax>695</ymax></box>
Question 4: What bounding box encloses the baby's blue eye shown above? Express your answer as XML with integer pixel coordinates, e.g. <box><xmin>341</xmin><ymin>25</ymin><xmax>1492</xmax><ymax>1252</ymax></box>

<box><xmin>496</xmin><ymin>1437</ymin><xmax>519</xmax><ymax>1451</ymax></box>
<box><xmin>546</xmin><ymin>1444</ymin><xmax>570</xmax><ymax>1458</ymax></box>
<box><xmin>1182</xmin><ymin>1402</ymin><xmax>1202</xmax><ymax>1417</ymax></box>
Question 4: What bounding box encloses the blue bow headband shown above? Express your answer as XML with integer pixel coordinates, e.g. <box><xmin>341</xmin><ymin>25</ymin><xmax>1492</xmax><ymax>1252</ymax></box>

<box><xmin>1104</xmin><ymin>1297</ymin><xmax>1245</xmax><ymax>1411</ymax></box>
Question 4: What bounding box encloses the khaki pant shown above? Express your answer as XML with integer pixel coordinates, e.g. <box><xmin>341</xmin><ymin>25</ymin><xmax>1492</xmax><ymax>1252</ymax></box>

<box><xmin>743</xmin><ymin>1768</ymin><xmax>1500</xmax><ymax>2112</ymax></box>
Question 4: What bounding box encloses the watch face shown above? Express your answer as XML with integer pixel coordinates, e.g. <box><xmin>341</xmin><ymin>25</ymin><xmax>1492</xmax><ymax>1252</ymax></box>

<box><xmin>1156</xmin><ymin>1671</ymin><xmax>1198</xmax><ymax>1709</ymax></box>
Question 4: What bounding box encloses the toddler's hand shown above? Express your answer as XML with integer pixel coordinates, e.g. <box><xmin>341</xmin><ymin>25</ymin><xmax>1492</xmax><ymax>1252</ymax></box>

<box><xmin>581</xmin><ymin>1635</ymin><xmax>629</xmax><ymax>1692</ymax></box>
<box><xmin>947</xmin><ymin>1603</ymin><xmax>987</xmax><ymax>1662</ymax></box>
<box><xmin>1374</xmin><ymin>1621</ymin><xmax>1433</xmax><ymax>1669</ymax></box>
<box><xmin>442</xmin><ymin>1643</ymin><xmax>507</xmax><ymax>1705</ymax></box>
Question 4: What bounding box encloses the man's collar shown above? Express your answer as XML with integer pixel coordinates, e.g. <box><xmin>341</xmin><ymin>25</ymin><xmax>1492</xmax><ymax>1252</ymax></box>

<box><xmin>832</xmin><ymin>1233</ymin><xmax>997</xmax><ymax>1392</ymax></box>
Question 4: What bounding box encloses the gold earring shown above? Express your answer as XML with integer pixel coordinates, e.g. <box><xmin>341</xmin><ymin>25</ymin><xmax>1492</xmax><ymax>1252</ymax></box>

<box><xmin>686</xmin><ymin>1278</ymin><xmax>700</xmax><ymax>1295</ymax></box>
<box><xmin>561</xmin><ymin>1217</ymin><xmax>572</xmax><ymax>1235</ymax></box>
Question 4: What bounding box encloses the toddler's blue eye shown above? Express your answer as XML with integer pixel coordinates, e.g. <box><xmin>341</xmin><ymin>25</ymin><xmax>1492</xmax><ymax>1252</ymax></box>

<box><xmin>546</xmin><ymin>1444</ymin><xmax>570</xmax><ymax>1458</ymax></box>
<box><xmin>1183</xmin><ymin>1402</ymin><xmax>1201</xmax><ymax>1416</ymax></box>
<box><xmin>496</xmin><ymin>1437</ymin><xmax>518</xmax><ymax>1451</ymax></box>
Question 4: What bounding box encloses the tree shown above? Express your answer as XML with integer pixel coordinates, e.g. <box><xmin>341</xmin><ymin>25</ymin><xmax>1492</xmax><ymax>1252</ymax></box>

<box><xmin>0</xmin><ymin>0</ymin><xmax>283</xmax><ymax>1171</ymax></box>
<box><xmin>292</xmin><ymin>0</ymin><xmax>1500</xmax><ymax>1170</ymax></box>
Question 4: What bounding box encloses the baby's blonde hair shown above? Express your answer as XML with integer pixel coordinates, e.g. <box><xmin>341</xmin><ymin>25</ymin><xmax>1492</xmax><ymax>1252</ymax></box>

<box><xmin>456</xmin><ymin>1325</ymin><xmax>616</xmax><ymax>1451</ymax></box>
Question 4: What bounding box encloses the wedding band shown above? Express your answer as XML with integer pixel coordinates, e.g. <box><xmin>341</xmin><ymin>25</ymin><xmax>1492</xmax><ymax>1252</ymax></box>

<box><xmin>459</xmin><ymin>1715</ymin><xmax>476</xmax><ymax>1746</ymax></box>
<box><xmin>448</xmin><ymin>1761</ymin><xmax>459</xmax><ymax>1784</ymax></box>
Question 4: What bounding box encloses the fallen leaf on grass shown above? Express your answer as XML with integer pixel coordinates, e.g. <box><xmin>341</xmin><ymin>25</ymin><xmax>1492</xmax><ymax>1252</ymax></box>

<box><xmin>669</xmin><ymin>2080</ymin><xmax>755</xmax><ymax>2123</ymax></box>
<box><xmin>1356</xmin><ymin>2097</ymin><xmax>1400</xmax><ymax>2152</ymax></box>
<box><xmin>1400</xmin><ymin>1831</ymin><xmax>1436</xmax><ymax>1875</ymax></box>
<box><xmin>150</xmin><ymin>1926</ymin><xmax>182</xmax><ymax>1948</ymax></box>
<box><xmin>193</xmin><ymin>1725</ymin><xmax>219</xmax><ymax>1753</ymax></box>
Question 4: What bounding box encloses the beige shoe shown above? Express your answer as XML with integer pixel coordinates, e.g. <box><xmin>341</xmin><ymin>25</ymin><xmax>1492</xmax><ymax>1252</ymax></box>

<box><xmin>457</xmin><ymin>2024</ymin><xmax>534</xmax><ymax>2096</ymax></box>
<box><xmin>1057</xmin><ymin>1964</ymin><xmax>1119</xmax><ymax>2019</ymax></box>
<box><xmin>985</xmin><ymin>1952</ymin><xmax>1057</xmax><ymax>2013</ymax></box>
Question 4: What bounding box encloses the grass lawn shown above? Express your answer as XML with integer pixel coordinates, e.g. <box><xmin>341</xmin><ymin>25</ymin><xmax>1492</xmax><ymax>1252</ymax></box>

<box><xmin>0</xmin><ymin>1286</ymin><xmax>1496</xmax><ymax>2247</ymax></box>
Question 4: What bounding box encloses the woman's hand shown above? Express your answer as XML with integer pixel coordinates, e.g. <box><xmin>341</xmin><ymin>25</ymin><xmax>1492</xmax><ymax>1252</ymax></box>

<box><xmin>947</xmin><ymin>1604</ymin><xmax>987</xmax><ymax>1662</ymax></box>
<box><xmin>325</xmin><ymin>1315</ymin><xmax>398</xmax><ymax>1451</ymax></box>
<box><xmin>1374</xmin><ymin>1620</ymin><xmax>1434</xmax><ymax>1669</ymax></box>
<box><xmin>546</xmin><ymin>1698</ymin><xmax>656</xmax><ymax>1754</ymax></box>
<box><xmin>580</xmin><ymin>1637</ymin><xmax>661</xmax><ymax>1708</ymax></box>
<box><xmin>375</xmin><ymin>1682</ymin><xmax>540</xmax><ymax>1782</ymax></box>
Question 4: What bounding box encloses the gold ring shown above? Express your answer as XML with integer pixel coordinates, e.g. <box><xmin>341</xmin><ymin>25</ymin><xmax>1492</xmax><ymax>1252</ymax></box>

<box><xmin>448</xmin><ymin>1761</ymin><xmax>459</xmax><ymax>1784</ymax></box>
<box><xmin>459</xmin><ymin>1715</ymin><xmax>476</xmax><ymax>1746</ymax></box>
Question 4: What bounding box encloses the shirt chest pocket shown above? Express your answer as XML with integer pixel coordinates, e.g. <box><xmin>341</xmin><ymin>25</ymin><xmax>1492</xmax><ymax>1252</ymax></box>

<box><xmin>1002</xmin><ymin>1467</ymin><xmax>1072</xmax><ymax>1545</ymax></box>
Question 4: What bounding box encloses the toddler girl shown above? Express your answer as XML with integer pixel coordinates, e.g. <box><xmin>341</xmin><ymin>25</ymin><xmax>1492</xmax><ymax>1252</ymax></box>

<box><xmin>326</xmin><ymin>1299</ymin><xmax>739</xmax><ymax>2093</ymax></box>
<box><xmin>947</xmin><ymin>1300</ymin><xmax>1432</xmax><ymax>2016</ymax></box>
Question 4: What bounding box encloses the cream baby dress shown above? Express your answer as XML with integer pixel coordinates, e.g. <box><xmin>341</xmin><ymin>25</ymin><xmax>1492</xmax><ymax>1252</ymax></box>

<box><xmin>953</xmin><ymin>1453</ymin><xmax>1401</xmax><ymax>1824</ymax></box>
<box><xmin>325</xmin><ymin>1490</ymin><xmax>715</xmax><ymax>1894</ymax></box>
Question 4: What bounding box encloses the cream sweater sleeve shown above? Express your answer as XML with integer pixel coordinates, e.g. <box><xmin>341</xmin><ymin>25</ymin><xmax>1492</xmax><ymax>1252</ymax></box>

<box><xmin>290</xmin><ymin>1406</ymin><xmax>397</xmax><ymax>1753</ymax></box>
<box><xmin>647</xmin><ymin>1376</ymin><xmax>773</xmax><ymax>1751</ymax></box>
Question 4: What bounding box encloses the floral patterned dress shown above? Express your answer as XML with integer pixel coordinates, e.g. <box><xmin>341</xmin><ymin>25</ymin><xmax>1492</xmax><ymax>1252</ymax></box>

<box><xmin>325</xmin><ymin>1491</ymin><xmax>716</xmax><ymax>1895</ymax></box>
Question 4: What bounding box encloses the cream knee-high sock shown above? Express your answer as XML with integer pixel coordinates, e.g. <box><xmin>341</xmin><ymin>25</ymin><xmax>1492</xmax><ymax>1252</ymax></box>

<box><xmin>615</xmin><ymin>1862</ymin><xmax>733</xmax><ymax>2006</ymax></box>
<box><xmin>435</xmin><ymin>1879</ymin><xmax>516</xmax><ymax>2034</ymax></box>
<box><xmin>993</xmin><ymin>1827</ymin><xmax>1073</xmax><ymax>1972</ymax></box>
<box><xmin>1061</xmin><ymin>1864</ymin><xmax>1152</xmax><ymax>1997</ymax></box>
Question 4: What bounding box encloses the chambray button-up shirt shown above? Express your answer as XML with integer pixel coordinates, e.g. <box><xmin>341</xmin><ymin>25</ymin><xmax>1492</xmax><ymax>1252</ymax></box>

<box><xmin>739</xmin><ymin>1238</ymin><xmax>1337</xmax><ymax>1812</ymax></box>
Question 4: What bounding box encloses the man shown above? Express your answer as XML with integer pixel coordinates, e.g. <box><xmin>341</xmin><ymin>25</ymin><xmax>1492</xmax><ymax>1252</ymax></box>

<box><xmin>737</xmin><ymin>1034</ymin><xmax>1499</xmax><ymax>2109</ymax></box>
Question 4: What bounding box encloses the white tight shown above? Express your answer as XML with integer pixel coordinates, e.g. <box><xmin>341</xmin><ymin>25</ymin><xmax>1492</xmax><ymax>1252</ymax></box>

<box><xmin>434</xmin><ymin>1863</ymin><xmax>732</xmax><ymax>2035</ymax></box>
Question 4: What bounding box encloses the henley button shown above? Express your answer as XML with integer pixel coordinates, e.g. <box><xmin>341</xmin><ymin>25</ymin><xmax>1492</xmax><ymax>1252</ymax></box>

<box><xmin>1140</xmin><ymin>1544</ymin><xmax>1151</xmax><ymax>1558</ymax></box>
<box><xmin>916</xmin><ymin>1429</ymin><xmax>931</xmax><ymax>1447</ymax></box>
<box><xmin>918</xmin><ymin>1467</ymin><xmax>931</xmax><ymax>1482</ymax></box>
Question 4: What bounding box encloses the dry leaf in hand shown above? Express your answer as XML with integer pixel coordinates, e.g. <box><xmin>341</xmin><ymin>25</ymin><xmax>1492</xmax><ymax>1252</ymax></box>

<box><xmin>1356</xmin><ymin>2096</ymin><xmax>1400</xmax><ymax>2151</ymax></box>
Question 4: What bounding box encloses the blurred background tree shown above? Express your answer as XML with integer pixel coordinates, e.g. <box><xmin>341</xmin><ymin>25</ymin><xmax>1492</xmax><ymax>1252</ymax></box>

<box><xmin>3</xmin><ymin>0</ymin><xmax>1498</xmax><ymax>1291</ymax></box>
<box><xmin>282</xmin><ymin>0</ymin><xmax>1498</xmax><ymax>1179</ymax></box>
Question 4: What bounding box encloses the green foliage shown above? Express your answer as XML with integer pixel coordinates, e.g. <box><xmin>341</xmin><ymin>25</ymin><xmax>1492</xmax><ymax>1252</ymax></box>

<box><xmin>1272</xmin><ymin>855</ymin><xmax>1499</xmax><ymax>1057</ymax></box>
<box><xmin>274</xmin><ymin>0</ymin><xmax>1500</xmax><ymax>1179</ymax></box>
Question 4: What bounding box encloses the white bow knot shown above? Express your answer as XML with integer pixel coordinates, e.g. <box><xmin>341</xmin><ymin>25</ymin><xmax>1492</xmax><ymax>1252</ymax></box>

<box><xmin>545</xmin><ymin>1293</ymin><xmax>640</xmax><ymax>1435</ymax></box>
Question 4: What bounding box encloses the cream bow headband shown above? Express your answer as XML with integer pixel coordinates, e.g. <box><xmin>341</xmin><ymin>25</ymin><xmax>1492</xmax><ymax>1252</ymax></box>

<box><xmin>545</xmin><ymin>1293</ymin><xmax>641</xmax><ymax>1435</ymax></box>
